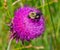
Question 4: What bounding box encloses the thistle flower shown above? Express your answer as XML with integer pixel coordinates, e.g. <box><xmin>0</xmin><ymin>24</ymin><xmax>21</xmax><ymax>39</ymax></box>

<box><xmin>10</xmin><ymin>6</ymin><xmax>45</xmax><ymax>43</ymax></box>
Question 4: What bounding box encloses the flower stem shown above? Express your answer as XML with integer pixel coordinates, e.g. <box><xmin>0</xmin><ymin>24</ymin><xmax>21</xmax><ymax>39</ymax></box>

<box><xmin>7</xmin><ymin>38</ymin><xmax>13</xmax><ymax>50</ymax></box>
<box><xmin>12</xmin><ymin>0</ymin><xmax>24</xmax><ymax>7</ymax></box>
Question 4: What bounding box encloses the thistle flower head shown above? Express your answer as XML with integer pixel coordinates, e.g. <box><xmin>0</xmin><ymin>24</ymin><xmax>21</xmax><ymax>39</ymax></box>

<box><xmin>10</xmin><ymin>6</ymin><xmax>45</xmax><ymax>43</ymax></box>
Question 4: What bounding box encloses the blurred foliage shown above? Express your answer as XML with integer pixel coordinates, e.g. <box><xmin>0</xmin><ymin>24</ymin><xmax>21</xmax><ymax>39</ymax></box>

<box><xmin>0</xmin><ymin>0</ymin><xmax>60</xmax><ymax>50</ymax></box>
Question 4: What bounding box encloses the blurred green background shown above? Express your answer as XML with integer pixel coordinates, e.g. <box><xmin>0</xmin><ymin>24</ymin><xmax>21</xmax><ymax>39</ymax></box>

<box><xmin>0</xmin><ymin>0</ymin><xmax>60</xmax><ymax>50</ymax></box>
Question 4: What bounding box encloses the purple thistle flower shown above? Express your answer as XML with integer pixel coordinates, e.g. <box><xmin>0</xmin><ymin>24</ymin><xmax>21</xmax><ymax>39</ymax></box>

<box><xmin>10</xmin><ymin>6</ymin><xmax>45</xmax><ymax>43</ymax></box>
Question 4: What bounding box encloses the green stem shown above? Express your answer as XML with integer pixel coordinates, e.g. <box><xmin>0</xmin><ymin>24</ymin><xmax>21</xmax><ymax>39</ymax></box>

<box><xmin>37</xmin><ymin>1</ymin><xmax>54</xmax><ymax>9</ymax></box>
<box><xmin>12</xmin><ymin>0</ymin><xmax>24</xmax><ymax>7</ymax></box>
<box><xmin>42</xmin><ymin>0</ymin><xmax>45</xmax><ymax>15</ymax></box>
<box><xmin>7</xmin><ymin>38</ymin><xmax>13</xmax><ymax>50</ymax></box>
<box><xmin>47</xmin><ymin>0</ymin><xmax>56</xmax><ymax>50</ymax></box>
<box><xmin>47</xmin><ymin>2</ymin><xmax>55</xmax><ymax>33</ymax></box>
